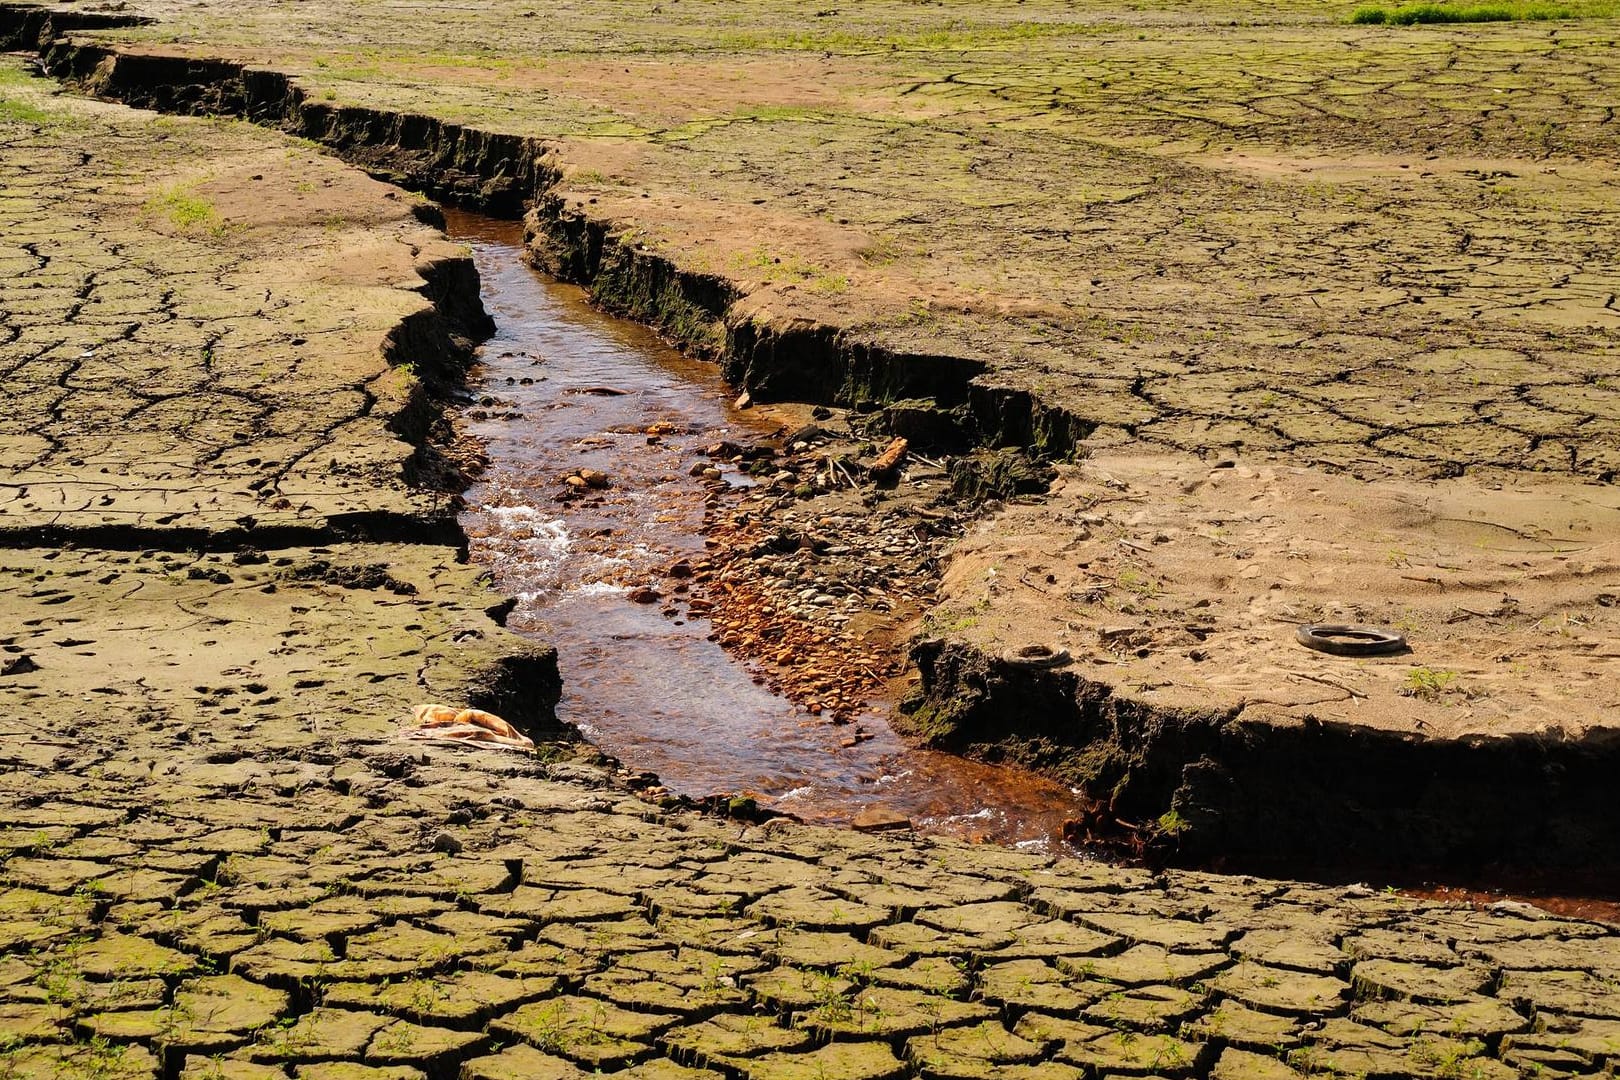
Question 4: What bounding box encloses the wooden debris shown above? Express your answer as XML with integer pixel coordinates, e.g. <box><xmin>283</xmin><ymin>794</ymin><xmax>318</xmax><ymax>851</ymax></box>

<box><xmin>870</xmin><ymin>437</ymin><xmax>908</xmax><ymax>479</ymax></box>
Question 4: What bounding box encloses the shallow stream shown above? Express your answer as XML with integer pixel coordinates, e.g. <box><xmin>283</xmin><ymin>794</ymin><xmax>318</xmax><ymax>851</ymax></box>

<box><xmin>443</xmin><ymin>212</ymin><xmax>1620</xmax><ymax>920</ymax></box>
<box><xmin>448</xmin><ymin>211</ymin><xmax>1091</xmax><ymax>852</ymax></box>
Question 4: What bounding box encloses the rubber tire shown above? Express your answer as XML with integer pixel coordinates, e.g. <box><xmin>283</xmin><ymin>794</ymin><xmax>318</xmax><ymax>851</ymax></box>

<box><xmin>1295</xmin><ymin>623</ymin><xmax>1408</xmax><ymax>657</ymax></box>
<box><xmin>1002</xmin><ymin>645</ymin><xmax>1073</xmax><ymax>669</ymax></box>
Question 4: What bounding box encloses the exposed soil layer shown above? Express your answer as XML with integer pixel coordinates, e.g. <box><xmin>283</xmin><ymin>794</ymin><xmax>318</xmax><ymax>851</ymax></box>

<box><xmin>14</xmin><ymin>21</ymin><xmax>1620</xmax><ymax>1080</ymax></box>
<box><xmin>6</xmin><ymin>0</ymin><xmax>1620</xmax><ymax>880</ymax></box>
<box><xmin>908</xmin><ymin>453</ymin><xmax>1620</xmax><ymax>878</ymax></box>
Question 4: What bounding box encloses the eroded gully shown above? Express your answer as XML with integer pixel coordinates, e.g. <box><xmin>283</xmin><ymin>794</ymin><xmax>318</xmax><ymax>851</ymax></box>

<box><xmin>448</xmin><ymin>211</ymin><xmax>1092</xmax><ymax>854</ymax></box>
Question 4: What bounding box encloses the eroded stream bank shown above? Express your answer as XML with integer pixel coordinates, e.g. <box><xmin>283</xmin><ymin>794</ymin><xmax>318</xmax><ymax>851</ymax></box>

<box><xmin>448</xmin><ymin>211</ymin><xmax>1092</xmax><ymax>851</ymax></box>
<box><xmin>446</xmin><ymin>213</ymin><xmax>1620</xmax><ymax>919</ymax></box>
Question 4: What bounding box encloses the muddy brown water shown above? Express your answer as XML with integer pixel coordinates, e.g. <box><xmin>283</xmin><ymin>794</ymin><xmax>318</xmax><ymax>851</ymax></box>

<box><xmin>448</xmin><ymin>211</ymin><xmax>1091</xmax><ymax>852</ymax></box>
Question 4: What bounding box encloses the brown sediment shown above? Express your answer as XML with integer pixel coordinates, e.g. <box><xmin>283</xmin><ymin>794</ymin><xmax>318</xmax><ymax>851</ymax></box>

<box><xmin>19</xmin><ymin>22</ymin><xmax>1620</xmax><ymax>1080</ymax></box>
<box><xmin>8</xmin><ymin>0</ymin><xmax>1620</xmax><ymax>887</ymax></box>
<box><xmin>1404</xmin><ymin>885</ymin><xmax>1620</xmax><ymax>925</ymax></box>
<box><xmin>667</xmin><ymin>432</ymin><xmax>933</xmax><ymax>725</ymax></box>
<box><xmin>680</xmin><ymin>543</ymin><xmax>904</xmax><ymax>725</ymax></box>
<box><xmin>443</xmin><ymin>213</ymin><xmax>1078</xmax><ymax>842</ymax></box>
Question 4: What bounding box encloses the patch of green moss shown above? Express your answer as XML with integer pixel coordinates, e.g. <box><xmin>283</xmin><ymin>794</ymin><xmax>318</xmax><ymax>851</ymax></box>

<box><xmin>1349</xmin><ymin>1</ymin><xmax>1590</xmax><ymax>22</ymax></box>
<box><xmin>0</xmin><ymin>98</ymin><xmax>52</xmax><ymax>125</ymax></box>
<box><xmin>143</xmin><ymin>185</ymin><xmax>227</xmax><ymax>235</ymax></box>
<box><xmin>893</xmin><ymin>694</ymin><xmax>969</xmax><ymax>745</ymax></box>
<box><xmin>590</xmin><ymin>246</ymin><xmax>727</xmax><ymax>356</ymax></box>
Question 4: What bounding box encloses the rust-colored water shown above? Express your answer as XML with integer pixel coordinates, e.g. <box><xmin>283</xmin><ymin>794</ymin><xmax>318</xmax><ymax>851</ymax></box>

<box><xmin>1406</xmin><ymin>886</ymin><xmax>1620</xmax><ymax>923</ymax></box>
<box><xmin>448</xmin><ymin>211</ymin><xmax>1091</xmax><ymax>853</ymax></box>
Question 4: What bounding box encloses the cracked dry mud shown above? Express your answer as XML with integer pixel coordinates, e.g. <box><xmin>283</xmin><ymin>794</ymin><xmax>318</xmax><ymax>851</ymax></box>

<box><xmin>7</xmin><ymin>9</ymin><xmax>1620</xmax><ymax>1080</ymax></box>
<box><xmin>910</xmin><ymin>450</ymin><xmax>1620</xmax><ymax>870</ymax></box>
<box><xmin>42</xmin><ymin>0</ymin><xmax>1620</xmax><ymax>481</ymax></box>
<box><xmin>0</xmin><ymin>76</ymin><xmax>1615</xmax><ymax>1080</ymax></box>
<box><xmin>17</xmin><ymin>741</ymin><xmax>1620</xmax><ymax>1080</ymax></box>
<box><xmin>935</xmin><ymin>453</ymin><xmax>1620</xmax><ymax>742</ymax></box>
<box><xmin>0</xmin><ymin>56</ymin><xmax>477</xmax><ymax>542</ymax></box>
<box><xmin>0</xmin><ymin>50</ymin><xmax>549</xmax><ymax>742</ymax></box>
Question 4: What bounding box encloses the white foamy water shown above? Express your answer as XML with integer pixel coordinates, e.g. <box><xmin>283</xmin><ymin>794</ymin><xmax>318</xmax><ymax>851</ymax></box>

<box><xmin>474</xmin><ymin>508</ymin><xmax>571</xmax><ymax>573</ymax></box>
<box><xmin>569</xmin><ymin>581</ymin><xmax>630</xmax><ymax>597</ymax></box>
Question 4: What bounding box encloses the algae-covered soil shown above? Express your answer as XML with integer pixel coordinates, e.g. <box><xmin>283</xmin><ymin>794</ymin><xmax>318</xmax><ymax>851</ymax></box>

<box><xmin>7</xmin><ymin>3</ymin><xmax>1620</xmax><ymax>1077</ymax></box>
<box><xmin>40</xmin><ymin>0</ymin><xmax>1620</xmax><ymax>479</ymax></box>
<box><xmin>3</xmin><ymin>76</ymin><xmax>1620</xmax><ymax>1076</ymax></box>
<box><xmin>13</xmin><ymin>0</ymin><xmax>1617</xmax><ymax>866</ymax></box>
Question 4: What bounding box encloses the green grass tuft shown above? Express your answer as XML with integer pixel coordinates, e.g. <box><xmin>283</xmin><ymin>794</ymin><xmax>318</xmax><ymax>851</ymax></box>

<box><xmin>1352</xmin><ymin>2</ymin><xmax>1579</xmax><ymax>23</ymax></box>
<box><xmin>143</xmin><ymin>186</ymin><xmax>227</xmax><ymax>235</ymax></box>
<box><xmin>0</xmin><ymin>64</ymin><xmax>56</xmax><ymax>126</ymax></box>
<box><xmin>0</xmin><ymin>99</ymin><xmax>52</xmax><ymax>125</ymax></box>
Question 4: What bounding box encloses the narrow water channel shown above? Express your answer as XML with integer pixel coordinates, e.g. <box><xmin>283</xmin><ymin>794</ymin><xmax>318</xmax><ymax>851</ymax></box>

<box><xmin>448</xmin><ymin>211</ymin><xmax>1091</xmax><ymax>854</ymax></box>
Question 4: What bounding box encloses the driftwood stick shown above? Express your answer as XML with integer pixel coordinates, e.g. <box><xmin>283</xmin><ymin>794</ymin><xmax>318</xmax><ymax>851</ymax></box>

<box><xmin>870</xmin><ymin>437</ymin><xmax>908</xmax><ymax>479</ymax></box>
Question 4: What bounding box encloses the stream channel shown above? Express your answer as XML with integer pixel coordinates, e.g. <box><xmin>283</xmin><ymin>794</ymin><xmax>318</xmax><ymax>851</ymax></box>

<box><xmin>448</xmin><ymin>211</ymin><xmax>1092</xmax><ymax>854</ymax></box>
<box><xmin>445</xmin><ymin>212</ymin><xmax>1620</xmax><ymax>919</ymax></box>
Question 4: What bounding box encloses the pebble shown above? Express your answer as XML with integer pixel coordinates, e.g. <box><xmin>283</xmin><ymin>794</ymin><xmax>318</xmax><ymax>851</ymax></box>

<box><xmin>852</xmin><ymin>807</ymin><xmax>912</xmax><ymax>832</ymax></box>
<box><xmin>656</xmin><ymin>407</ymin><xmax>963</xmax><ymax>726</ymax></box>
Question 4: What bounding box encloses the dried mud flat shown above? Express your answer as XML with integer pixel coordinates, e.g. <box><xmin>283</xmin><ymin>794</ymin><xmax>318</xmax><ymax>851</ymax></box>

<box><xmin>28</xmin><ymin>0</ymin><xmax>1620</xmax><ymax>479</ymax></box>
<box><xmin>5</xmin><ymin>0</ymin><xmax>1616</xmax><ymax>870</ymax></box>
<box><xmin>7</xmin><ymin>76</ymin><xmax>1619</xmax><ymax>1080</ymax></box>
<box><xmin>914</xmin><ymin>452</ymin><xmax>1620</xmax><ymax>869</ymax></box>
<box><xmin>936</xmin><ymin>454</ymin><xmax>1620</xmax><ymax>746</ymax></box>
<box><xmin>4</xmin><ymin>0</ymin><xmax>1620</xmax><ymax>1076</ymax></box>
<box><xmin>25</xmin><ymin>693</ymin><xmax>1620</xmax><ymax>1080</ymax></box>
<box><xmin>0</xmin><ymin>49</ymin><xmax>552</xmax><ymax>721</ymax></box>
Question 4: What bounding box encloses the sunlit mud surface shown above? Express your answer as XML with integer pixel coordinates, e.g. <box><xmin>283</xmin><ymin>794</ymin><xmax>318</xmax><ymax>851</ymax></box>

<box><xmin>450</xmin><ymin>211</ymin><xmax>1090</xmax><ymax>852</ymax></box>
